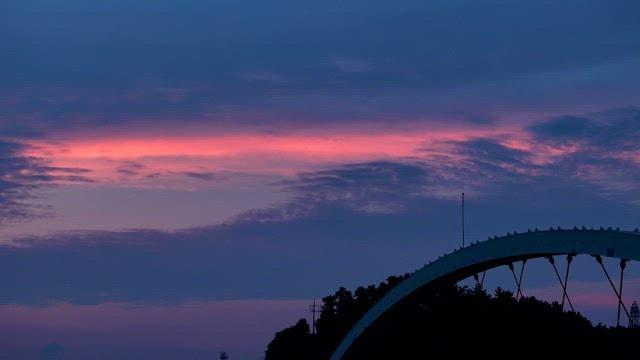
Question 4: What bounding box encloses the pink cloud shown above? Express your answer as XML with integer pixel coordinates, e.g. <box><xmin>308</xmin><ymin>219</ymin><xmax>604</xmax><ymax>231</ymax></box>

<box><xmin>21</xmin><ymin>122</ymin><xmax>512</xmax><ymax>189</ymax></box>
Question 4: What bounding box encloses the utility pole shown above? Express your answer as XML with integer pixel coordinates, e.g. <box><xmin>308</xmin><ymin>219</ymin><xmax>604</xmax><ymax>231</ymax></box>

<box><xmin>309</xmin><ymin>299</ymin><xmax>319</xmax><ymax>335</ymax></box>
<box><xmin>462</xmin><ymin>192</ymin><xmax>465</xmax><ymax>247</ymax></box>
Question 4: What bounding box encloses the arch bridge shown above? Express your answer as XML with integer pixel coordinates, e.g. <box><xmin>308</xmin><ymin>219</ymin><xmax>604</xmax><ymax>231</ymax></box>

<box><xmin>330</xmin><ymin>228</ymin><xmax>640</xmax><ymax>360</ymax></box>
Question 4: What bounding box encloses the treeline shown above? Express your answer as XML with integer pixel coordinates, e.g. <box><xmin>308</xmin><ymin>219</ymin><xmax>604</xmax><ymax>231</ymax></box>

<box><xmin>266</xmin><ymin>274</ymin><xmax>409</xmax><ymax>360</ymax></box>
<box><xmin>266</xmin><ymin>276</ymin><xmax>640</xmax><ymax>359</ymax></box>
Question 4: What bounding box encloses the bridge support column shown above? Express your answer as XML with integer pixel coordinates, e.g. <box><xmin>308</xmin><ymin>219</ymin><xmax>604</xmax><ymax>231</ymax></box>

<box><xmin>594</xmin><ymin>255</ymin><xmax>631</xmax><ymax>325</ymax></box>
<box><xmin>617</xmin><ymin>259</ymin><xmax>627</xmax><ymax>327</ymax></box>
<box><xmin>508</xmin><ymin>260</ymin><xmax>526</xmax><ymax>300</ymax></box>
<box><xmin>561</xmin><ymin>254</ymin><xmax>574</xmax><ymax>310</ymax></box>
<box><xmin>547</xmin><ymin>255</ymin><xmax>575</xmax><ymax>312</ymax></box>
<box><xmin>472</xmin><ymin>271</ymin><xmax>487</xmax><ymax>289</ymax></box>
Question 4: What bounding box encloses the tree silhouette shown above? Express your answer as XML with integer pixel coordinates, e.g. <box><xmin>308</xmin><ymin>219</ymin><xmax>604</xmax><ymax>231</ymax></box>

<box><xmin>265</xmin><ymin>319</ymin><xmax>315</xmax><ymax>359</ymax></box>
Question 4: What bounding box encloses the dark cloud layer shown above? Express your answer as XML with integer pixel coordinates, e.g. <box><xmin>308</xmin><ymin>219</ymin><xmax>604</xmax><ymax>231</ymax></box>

<box><xmin>528</xmin><ymin>107</ymin><xmax>640</xmax><ymax>198</ymax></box>
<box><xmin>4</xmin><ymin>0</ymin><xmax>638</xmax><ymax>87</ymax></box>
<box><xmin>1</xmin><ymin>179</ymin><xmax>635</xmax><ymax>305</ymax></box>
<box><xmin>1</xmin><ymin>1</ymin><xmax>639</xmax><ymax>135</ymax></box>
<box><xmin>283</xmin><ymin>161</ymin><xmax>429</xmax><ymax>213</ymax></box>
<box><xmin>530</xmin><ymin>107</ymin><xmax>640</xmax><ymax>151</ymax></box>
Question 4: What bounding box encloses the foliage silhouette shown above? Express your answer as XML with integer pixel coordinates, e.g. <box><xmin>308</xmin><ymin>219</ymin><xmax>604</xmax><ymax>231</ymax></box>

<box><xmin>266</xmin><ymin>275</ymin><xmax>640</xmax><ymax>359</ymax></box>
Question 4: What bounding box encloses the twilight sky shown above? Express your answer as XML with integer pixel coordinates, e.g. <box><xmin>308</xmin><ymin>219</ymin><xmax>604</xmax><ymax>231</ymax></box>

<box><xmin>2</xmin><ymin>1</ymin><xmax>640</xmax><ymax>359</ymax></box>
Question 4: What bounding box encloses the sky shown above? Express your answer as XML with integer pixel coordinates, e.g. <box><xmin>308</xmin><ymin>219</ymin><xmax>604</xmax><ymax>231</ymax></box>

<box><xmin>1</xmin><ymin>0</ymin><xmax>640</xmax><ymax>359</ymax></box>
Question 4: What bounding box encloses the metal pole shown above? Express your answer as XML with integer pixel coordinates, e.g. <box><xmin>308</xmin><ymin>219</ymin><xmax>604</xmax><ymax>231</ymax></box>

<box><xmin>461</xmin><ymin>192</ymin><xmax>465</xmax><ymax>248</ymax></box>
<box><xmin>617</xmin><ymin>259</ymin><xmax>627</xmax><ymax>327</ymax></box>
<box><xmin>309</xmin><ymin>299</ymin><xmax>318</xmax><ymax>335</ymax></box>
<box><xmin>508</xmin><ymin>263</ymin><xmax>524</xmax><ymax>300</ymax></box>
<box><xmin>561</xmin><ymin>254</ymin><xmax>574</xmax><ymax>309</ymax></box>
<box><xmin>517</xmin><ymin>259</ymin><xmax>527</xmax><ymax>300</ymax></box>
<box><xmin>594</xmin><ymin>255</ymin><xmax>631</xmax><ymax>322</ymax></box>
<box><xmin>547</xmin><ymin>256</ymin><xmax>575</xmax><ymax>312</ymax></box>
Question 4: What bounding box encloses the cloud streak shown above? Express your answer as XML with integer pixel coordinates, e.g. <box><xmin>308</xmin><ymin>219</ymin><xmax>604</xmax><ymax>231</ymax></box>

<box><xmin>0</xmin><ymin>140</ymin><xmax>92</xmax><ymax>226</ymax></box>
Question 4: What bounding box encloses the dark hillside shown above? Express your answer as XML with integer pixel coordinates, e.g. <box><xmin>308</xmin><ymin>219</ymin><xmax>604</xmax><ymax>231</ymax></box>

<box><xmin>266</xmin><ymin>277</ymin><xmax>640</xmax><ymax>359</ymax></box>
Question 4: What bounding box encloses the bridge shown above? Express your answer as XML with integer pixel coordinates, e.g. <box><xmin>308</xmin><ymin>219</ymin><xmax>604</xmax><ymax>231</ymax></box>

<box><xmin>330</xmin><ymin>228</ymin><xmax>640</xmax><ymax>360</ymax></box>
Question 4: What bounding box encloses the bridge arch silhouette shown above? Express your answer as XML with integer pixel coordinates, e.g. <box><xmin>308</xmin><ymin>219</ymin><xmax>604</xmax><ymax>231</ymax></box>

<box><xmin>330</xmin><ymin>228</ymin><xmax>640</xmax><ymax>360</ymax></box>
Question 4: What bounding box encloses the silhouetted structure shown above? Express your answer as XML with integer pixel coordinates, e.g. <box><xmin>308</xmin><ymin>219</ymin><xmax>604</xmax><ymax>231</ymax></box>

<box><xmin>266</xmin><ymin>277</ymin><xmax>640</xmax><ymax>359</ymax></box>
<box><xmin>268</xmin><ymin>229</ymin><xmax>640</xmax><ymax>359</ymax></box>
<box><xmin>631</xmin><ymin>301</ymin><xmax>640</xmax><ymax>328</ymax></box>
<box><xmin>310</xmin><ymin>299</ymin><xmax>320</xmax><ymax>335</ymax></box>
<box><xmin>332</xmin><ymin>228</ymin><xmax>640</xmax><ymax>359</ymax></box>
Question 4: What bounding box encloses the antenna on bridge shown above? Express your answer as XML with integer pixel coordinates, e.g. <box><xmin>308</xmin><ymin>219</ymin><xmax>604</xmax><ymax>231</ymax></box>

<box><xmin>462</xmin><ymin>192</ymin><xmax>465</xmax><ymax>247</ymax></box>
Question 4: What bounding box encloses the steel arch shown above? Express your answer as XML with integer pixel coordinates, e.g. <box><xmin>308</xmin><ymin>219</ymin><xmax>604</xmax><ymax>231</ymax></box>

<box><xmin>330</xmin><ymin>229</ymin><xmax>640</xmax><ymax>360</ymax></box>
